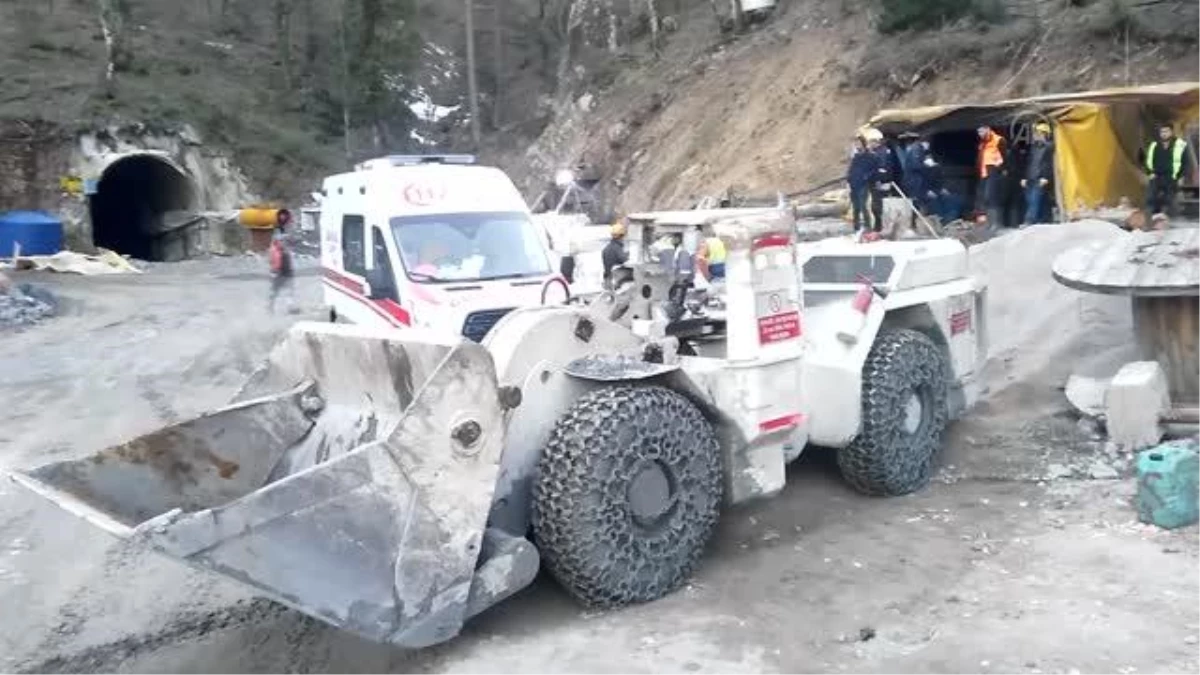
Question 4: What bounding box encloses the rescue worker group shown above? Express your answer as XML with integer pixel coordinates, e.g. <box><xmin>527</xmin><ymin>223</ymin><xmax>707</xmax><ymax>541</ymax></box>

<box><xmin>594</xmin><ymin>120</ymin><xmax>1191</xmax><ymax>289</ymax></box>
<box><xmin>843</xmin><ymin>121</ymin><xmax>1192</xmax><ymax>235</ymax></box>
<box><xmin>600</xmin><ymin>218</ymin><xmax>727</xmax><ymax>291</ymax></box>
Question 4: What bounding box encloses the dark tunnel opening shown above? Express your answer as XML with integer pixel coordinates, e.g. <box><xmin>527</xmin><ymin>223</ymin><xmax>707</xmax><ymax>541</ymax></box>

<box><xmin>89</xmin><ymin>154</ymin><xmax>196</xmax><ymax>261</ymax></box>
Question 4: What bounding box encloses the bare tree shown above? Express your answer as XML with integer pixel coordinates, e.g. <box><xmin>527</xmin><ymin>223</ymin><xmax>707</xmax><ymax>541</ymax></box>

<box><xmin>339</xmin><ymin>0</ymin><xmax>353</xmax><ymax>162</ymax></box>
<box><xmin>647</xmin><ymin>0</ymin><xmax>660</xmax><ymax>56</ymax></box>
<box><xmin>96</xmin><ymin>0</ymin><xmax>132</xmax><ymax>86</ymax></box>
<box><xmin>493</xmin><ymin>0</ymin><xmax>505</xmax><ymax>129</ymax></box>
<box><xmin>274</xmin><ymin>0</ymin><xmax>296</xmax><ymax>90</ymax></box>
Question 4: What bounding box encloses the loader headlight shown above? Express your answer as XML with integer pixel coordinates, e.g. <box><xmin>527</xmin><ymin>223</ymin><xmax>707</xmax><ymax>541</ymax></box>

<box><xmin>554</xmin><ymin>169</ymin><xmax>575</xmax><ymax>188</ymax></box>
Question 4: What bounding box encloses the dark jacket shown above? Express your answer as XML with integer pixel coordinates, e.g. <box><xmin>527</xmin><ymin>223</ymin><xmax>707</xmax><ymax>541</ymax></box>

<box><xmin>901</xmin><ymin>143</ymin><xmax>928</xmax><ymax>192</ymax></box>
<box><xmin>1025</xmin><ymin>140</ymin><xmax>1054</xmax><ymax>183</ymax></box>
<box><xmin>601</xmin><ymin>238</ymin><xmax>627</xmax><ymax>282</ymax></box>
<box><xmin>870</xmin><ymin>146</ymin><xmax>894</xmax><ymax>187</ymax></box>
<box><xmin>847</xmin><ymin>149</ymin><xmax>878</xmax><ymax>190</ymax></box>
<box><xmin>1146</xmin><ymin>138</ymin><xmax>1192</xmax><ymax>179</ymax></box>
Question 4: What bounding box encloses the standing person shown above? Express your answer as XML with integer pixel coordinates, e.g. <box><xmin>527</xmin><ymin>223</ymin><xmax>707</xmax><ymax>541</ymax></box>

<box><xmin>976</xmin><ymin>126</ymin><xmax>1006</xmax><ymax>230</ymax></box>
<box><xmin>846</xmin><ymin>134</ymin><xmax>878</xmax><ymax>233</ymax></box>
<box><xmin>695</xmin><ymin>226</ymin><xmax>727</xmax><ymax>282</ymax></box>
<box><xmin>901</xmin><ymin>133</ymin><xmax>932</xmax><ymax>227</ymax></box>
<box><xmin>1144</xmin><ymin>123</ymin><xmax>1192</xmax><ymax>218</ymax></box>
<box><xmin>601</xmin><ymin>219</ymin><xmax>629</xmax><ymax>290</ymax></box>
<box><xmin>267</xmin><ymin>225</ymin><xmax>296</xmax><ymax>314</ymax></box>
<box><xmin>1020</xmin><ymin>122</ymin><xmax>1055</xmax><ymax>226</ymax></box>
<box><xmin>866</xmin><ymin>129</ymin><xmax>894</xmax><ymax>234</ymax></box>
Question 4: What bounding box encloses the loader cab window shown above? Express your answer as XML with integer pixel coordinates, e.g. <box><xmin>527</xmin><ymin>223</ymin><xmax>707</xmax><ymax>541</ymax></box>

<box><xmin>803</xmin><ymin>255</ymin><xmax>895</xmax><ymax>285</ymax></box>
<box><xmin>342</xmin><ymin>215</ymin><xmax>366</xmax><ymax>276</ymax></box>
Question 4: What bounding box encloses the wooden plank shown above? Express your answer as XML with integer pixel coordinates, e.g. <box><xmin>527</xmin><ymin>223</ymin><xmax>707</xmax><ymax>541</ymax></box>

<box><xmin>1052</xmin><ymin>227</ymin><xmax>1200</xmax><ymax>297</ymax></box>
<box><xmin>1133</xmin><ymin>295</ymin><xmax>1200</xmax><ymax>404</ymax></box>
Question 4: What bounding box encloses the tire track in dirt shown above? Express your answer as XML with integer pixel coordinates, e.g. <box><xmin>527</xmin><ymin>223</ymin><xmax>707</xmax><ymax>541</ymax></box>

<box><xmin>16</xmin><ymin>599</ymin><xmax>289</xmax><ymax>674</ymax></box>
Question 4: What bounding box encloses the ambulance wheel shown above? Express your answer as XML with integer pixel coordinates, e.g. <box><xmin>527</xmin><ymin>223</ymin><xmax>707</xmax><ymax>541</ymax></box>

<box><xmin>532</xmin><ymin>385</ymin><xmax>723</xmax><ymax>608</ymax></box>
<box><xmin>838</xmin><ymin>328</ymin><xmax>949</xmax><ymax>497</ymax></box>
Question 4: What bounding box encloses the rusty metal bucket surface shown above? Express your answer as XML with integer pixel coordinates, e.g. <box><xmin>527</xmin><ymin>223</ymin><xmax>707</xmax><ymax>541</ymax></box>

<box><xmin>11</xmin><ymin>321</ymin><xmax>510</xmax><ymax>648</ymax></box>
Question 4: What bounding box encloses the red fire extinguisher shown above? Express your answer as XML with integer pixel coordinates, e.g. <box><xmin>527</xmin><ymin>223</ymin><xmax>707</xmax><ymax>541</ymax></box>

<box><xmin>836</xmin><ymin>274</ymin><xmax>886</xmax><ymax>345</ymax></box>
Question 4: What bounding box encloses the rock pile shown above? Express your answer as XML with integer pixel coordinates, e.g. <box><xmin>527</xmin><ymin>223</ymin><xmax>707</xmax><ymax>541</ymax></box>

<box><xmin>0</xmin><ymin>273</ymin><xmax>55</xmax><ymax>329</ymax></box>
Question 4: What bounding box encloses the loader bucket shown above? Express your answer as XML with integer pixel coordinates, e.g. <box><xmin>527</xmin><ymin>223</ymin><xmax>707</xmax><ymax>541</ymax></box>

<box><xmin>10</xmin><ymin>321</ymin><xmax>525</xmax><ymax>648</ymax></box>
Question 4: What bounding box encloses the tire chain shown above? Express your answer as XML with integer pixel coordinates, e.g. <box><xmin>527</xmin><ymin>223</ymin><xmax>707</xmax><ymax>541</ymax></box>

<box><xmin>838</xmin><ymin>328</ymin><xmax>950</xmax><ymax>496</ymax></box>
<box><xmin>532</xmin><ymin>385</ymin><xmax>723</xmax><ymax>608</ymax></box>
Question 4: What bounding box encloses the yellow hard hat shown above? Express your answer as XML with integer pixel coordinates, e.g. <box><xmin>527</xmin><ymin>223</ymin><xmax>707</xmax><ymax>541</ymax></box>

<box><xmin>610</xmin><ymin>220</ymin><xmax>627</xmax><ymax>238</ymax></box>
<box><xmin>1034</xmin><ymin>122</ymin><xmax>1051</xmax><ymax>135</ymax></box>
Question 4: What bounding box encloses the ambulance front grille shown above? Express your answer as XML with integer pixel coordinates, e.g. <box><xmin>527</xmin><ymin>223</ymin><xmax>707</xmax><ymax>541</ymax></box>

<box><xmin>462</xmin><ymin>308</ymin><xmax>515</xmax><ymax>343</ymax></box>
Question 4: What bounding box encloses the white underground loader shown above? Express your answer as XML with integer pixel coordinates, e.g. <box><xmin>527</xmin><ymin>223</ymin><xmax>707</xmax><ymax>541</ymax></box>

<box><xmin>9</xmin><ymin>209</ymin><xmax>987</xmax><ymax>648</ymax></box>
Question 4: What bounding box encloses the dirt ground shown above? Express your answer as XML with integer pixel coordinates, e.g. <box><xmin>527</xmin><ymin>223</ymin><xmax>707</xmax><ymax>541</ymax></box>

<box><xmin>1</xmin><ymin>254</ymin><xmax>1197</xmax><ymax>674</ymax></box>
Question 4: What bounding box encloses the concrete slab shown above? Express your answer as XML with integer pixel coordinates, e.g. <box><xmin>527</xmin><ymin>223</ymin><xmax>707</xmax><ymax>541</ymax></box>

<box><xmin>1106</xmin><ymin>361</ymin><xmax>1170</xmax><ymax>450</ymax></box>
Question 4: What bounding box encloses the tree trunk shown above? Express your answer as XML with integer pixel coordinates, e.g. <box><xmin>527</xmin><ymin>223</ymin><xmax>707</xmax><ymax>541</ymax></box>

<box><xmin>274</xmin><ymin>0</ymin><xmax>294</xmax><ymax>91</ymax></box>
<box><xmin>465</xmin><ymin>0</ymin><xmax>481</xmax><ymax>147</ymax></box>
<box><xmin>606</xmin><ymin>0</ymin><xmax>618</xmax><ymax>52</ymax></box>
<box><xmin>96</xmin><ymin>0</ymin><xmax>131</xmax><ymax>86</ymax></box>
<box><xmin>493</xmin><ymin>0</ymin><xmax>505</xmax><ymax>129</ymax></box>
<box><xmin>302</xmin><ymin>0</ymin><xmax>318</xmax><ymax>73</ymax></box>
<box><xmin>338</xmin><ymin>0</ymin><xmax>352</xmax><ymax>163</ymax></box>
<box><xmin>647</xmin><ymin>0</ymin><xmax>659</xmax><ymax>57</ymax></box>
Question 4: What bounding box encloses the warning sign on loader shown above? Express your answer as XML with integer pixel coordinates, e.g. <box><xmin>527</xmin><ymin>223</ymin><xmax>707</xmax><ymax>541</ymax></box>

<box><xmin>756</xmin><ymin>291</ymin><xmax>801</xmax><ymax>344</ymax></box>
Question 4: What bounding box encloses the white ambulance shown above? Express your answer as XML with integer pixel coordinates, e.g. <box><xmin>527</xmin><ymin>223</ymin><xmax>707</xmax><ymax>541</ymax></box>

<box><xmin>318</xmin><ymin>155</ymin><xmax>571</xmax><ymax>341</ymax></box>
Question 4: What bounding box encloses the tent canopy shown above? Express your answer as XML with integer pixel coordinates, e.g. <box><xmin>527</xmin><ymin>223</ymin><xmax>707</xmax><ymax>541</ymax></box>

<box><xmin>867</xmin><ymin>82</ymin><xmax>1200</xmax><ymax>213</ymax></box>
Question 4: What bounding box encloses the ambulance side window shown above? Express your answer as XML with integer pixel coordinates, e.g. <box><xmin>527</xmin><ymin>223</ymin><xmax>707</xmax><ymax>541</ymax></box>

<box><xmin>370</xmin><ymin>226</ymin><xmax>398</xmax><ymax>302</ymax></box>
<box><xmin>342</xmin><ymin>215</ymin><xmax>366</xmax><ymax>276</ymax></box>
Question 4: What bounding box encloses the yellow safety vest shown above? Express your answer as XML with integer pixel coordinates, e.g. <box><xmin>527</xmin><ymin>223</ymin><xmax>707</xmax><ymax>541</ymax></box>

<box><xmin>705</xmin><ymin>237</ymin><xmax>726</xmax><ymax>264</ymax></box>
<box><xmin>1145</xmin><ymin>139</ymin><xmax>1187</xmax><ymax>179</ymax></box>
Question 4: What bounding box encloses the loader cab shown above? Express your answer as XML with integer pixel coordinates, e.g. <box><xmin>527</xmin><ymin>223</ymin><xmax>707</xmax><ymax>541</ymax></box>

<box><xmin>622</xmin><ymin>208</ymin><xmax>805</xmax><ymax>361</ymax></box>
<box><xmin>319</xmin><ymin>155</ymin><xmax>568</xmax><ymax>340</ymax></box>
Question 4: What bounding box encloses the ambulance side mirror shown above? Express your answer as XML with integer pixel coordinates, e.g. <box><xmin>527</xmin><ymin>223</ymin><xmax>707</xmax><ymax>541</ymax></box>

<box><xmin>365</xmin><ymin>266</ymin><xmax>396</xmax><ymax>300</ymax></box>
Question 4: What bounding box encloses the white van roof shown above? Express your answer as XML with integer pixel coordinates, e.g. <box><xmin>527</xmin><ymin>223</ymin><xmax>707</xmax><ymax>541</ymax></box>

<box><xmin>322</xmin><ymin>160</ymin><xmax>528</xmax><ymax>218</ymax></box>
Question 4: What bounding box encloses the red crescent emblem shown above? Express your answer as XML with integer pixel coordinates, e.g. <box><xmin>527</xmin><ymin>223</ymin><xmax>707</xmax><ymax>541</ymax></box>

<box><xmin>403</xmin><ymin>181</ymin><xmax>447</xmax><ymax>206</ymax></box>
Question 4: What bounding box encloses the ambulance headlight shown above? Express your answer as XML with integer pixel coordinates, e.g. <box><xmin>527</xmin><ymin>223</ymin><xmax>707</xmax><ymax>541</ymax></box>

<box><xmin>554</xmin><ymin>169</ymin><xmax>575</xmax><ymax>188</ymax></box>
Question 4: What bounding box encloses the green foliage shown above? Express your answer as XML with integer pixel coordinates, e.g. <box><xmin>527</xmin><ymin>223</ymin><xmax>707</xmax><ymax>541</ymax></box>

<box><xmin>876</xmin><ymin>0</ymin><xmax>1006</xmax><ymax>34</ymax></box>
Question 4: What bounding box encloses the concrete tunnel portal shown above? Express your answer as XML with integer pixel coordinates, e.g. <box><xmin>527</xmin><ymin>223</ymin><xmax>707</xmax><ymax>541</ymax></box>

<box><xmin>89</xmin><ymin>153</ymin><xmax>196</xmax><ymax>261</ymax></box>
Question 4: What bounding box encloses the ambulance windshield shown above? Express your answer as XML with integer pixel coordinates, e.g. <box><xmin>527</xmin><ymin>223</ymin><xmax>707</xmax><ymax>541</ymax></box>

<box><xmin>391</xmin><ymin>211</ymin><xmax>553</xmax><ymax>283</ymax></box>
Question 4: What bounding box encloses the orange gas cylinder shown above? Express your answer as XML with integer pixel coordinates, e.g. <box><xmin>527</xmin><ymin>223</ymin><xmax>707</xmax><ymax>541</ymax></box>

<box><xmin>238</xmin><ymin>208</ymin><xmax>292</xmax><ymax>229</ymax></box>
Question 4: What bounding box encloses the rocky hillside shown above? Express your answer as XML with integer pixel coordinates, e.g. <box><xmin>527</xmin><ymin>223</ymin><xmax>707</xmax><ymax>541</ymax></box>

<box><xmin>502</xmin><ymin>0</ymin><xmax>1199</xmax><ymax>213</ymax></box>
<box><xmin>0</xmin><ymin>0</ymin><xmax>1195</xmax><ymax>210</ymax></box>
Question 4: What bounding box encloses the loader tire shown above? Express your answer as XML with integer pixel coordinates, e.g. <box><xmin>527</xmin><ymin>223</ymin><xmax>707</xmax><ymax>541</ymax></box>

<box><xmin>532</xmin><ymin>385</ymin><xmax>722</xmax><ymax>608</ymax></box>
<box><xmin>838</xmin><ymin>328</ymin><xmax>949</xmax><ymax>497</ymax></box>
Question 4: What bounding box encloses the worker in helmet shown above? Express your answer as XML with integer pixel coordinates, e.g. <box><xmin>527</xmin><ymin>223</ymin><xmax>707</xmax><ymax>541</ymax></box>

<box><xmin>865</xmin><ymin>129</ymin><xmax>893</xmax><ymax>234</ymax></box>
<box><xmin>977</xmin><ymin>126</ymin><xmax>1007</xmax><ymax>229</ymax></box>
<box><xmin>602</xmin><ymin>219</ymin><xmax>629</xmax><ymax>289</ymax></box>
<box><xmin>1020</xmin><ymin>122</ymin><xmax>1055</xmax><ymax>226</ymax></box>
<box><xmin>846</xmin><ymin>132</ymin><xmax>878</xmax><ymax>233</ymax></box>
<box><xmin>695</xmin><ymin>226</ymin><xmax>727</xmax><ymax>281</ymax></box>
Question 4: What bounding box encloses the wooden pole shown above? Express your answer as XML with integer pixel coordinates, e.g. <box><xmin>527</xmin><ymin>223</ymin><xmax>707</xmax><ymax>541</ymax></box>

<box><xmin>465</xmin><ymin>0</ymin><xmax>481</xmax><ymax>148</ymax></box>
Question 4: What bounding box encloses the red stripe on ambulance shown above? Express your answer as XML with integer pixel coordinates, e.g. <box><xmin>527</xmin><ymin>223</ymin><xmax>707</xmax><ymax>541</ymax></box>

<box><xmin>322</xmin><ymin>268</ymin><xmax>412</xmax><ymax>327</ymax></box>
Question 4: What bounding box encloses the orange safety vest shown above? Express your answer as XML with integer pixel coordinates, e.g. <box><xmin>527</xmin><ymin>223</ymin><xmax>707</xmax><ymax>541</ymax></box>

<box><xmin>978</xmin><ymin>130</ymin><xmax>1004</xmax><ymax>177</ymax></box>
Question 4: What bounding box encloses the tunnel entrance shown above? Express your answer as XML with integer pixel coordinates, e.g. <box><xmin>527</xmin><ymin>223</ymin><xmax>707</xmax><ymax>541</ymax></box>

<box><xmin>89</xmin><ymin>153</ymin><xmax>196</xmax><ymax>261</ymax></box>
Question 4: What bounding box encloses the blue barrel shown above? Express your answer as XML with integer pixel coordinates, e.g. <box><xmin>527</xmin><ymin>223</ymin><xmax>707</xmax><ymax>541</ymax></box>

<box><xmin>0</xmin><ymin>210</ymin><xmax>64</xmax><ymax>257</ymax></box>
<box><xmin>1136</xmin><ymin>439</ymin><xmax>1199</xmax><ymax>530</ymax></box>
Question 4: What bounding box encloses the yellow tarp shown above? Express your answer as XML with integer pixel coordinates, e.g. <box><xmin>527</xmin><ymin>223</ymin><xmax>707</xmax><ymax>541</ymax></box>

<box><xmin>1052</xmin><ymin>103</ymin><xmax>1146</xmax><ymax>213</ymax></box>
<box><xmin>868</xmin><ymin>82</ymin><xmax>1200</xmax><ymax>213</ymax></box>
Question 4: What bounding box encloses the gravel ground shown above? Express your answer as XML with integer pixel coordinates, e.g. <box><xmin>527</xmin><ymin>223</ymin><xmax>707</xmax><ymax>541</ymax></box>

<box><xmin>0</xmin><ymin>281</ymin><xmax>56</xmax><ymax>330</ymax></box>
<box><xmin>0</xmin><ymin>255</ymin><xmax>1196</xmax><ymax>674</ymax></box>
